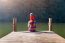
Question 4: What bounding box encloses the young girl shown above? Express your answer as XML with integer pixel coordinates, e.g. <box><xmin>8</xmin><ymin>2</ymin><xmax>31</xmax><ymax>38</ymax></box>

<box><xmin>28</xmin><ymin>13</ymin><xmax>36</xmax><ymax>32</ymax></box>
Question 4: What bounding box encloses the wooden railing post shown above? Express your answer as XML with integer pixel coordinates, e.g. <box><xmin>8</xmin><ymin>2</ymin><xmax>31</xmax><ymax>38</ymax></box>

<box><xmin>13</xmin><ymin>17</ymin><xmax>17</xmax><ymax>32</ymax></box>
<box><xmin>48</xmin><ymin>18</ymin><xmax>52</xmax><ymax>31</ymax></box>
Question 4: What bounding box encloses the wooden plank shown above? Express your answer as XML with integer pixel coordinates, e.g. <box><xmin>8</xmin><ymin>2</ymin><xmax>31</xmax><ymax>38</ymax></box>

<box><xmin>0</xmin><ymin>31</ymin><xmax>65</xmax><ymax>43</ymax></box>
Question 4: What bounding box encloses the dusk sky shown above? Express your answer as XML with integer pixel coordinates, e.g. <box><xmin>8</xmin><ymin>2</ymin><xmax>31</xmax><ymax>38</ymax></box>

<box><xmin>0</xmin><ymin>0</ymin><xmax>46</xmax><ymax>22</ymax></box>
<box><xmin>0</xmin><ymin>0</ymin><xmax>65</xmax><ymax>22</ymax></box>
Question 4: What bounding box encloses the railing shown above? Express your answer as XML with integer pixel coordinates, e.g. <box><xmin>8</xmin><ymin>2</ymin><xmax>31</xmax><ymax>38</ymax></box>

<box><xmin>12</xmin><ymin>17</ymin><xmax>52</xmax><ymax>32</ymax></box>
<box><xmin>13</xmin><ymin>17</ymin><xmax>17</xmax><ymax>32</ymax></box>
<box><xmin>48</xmin><ymin>18</ymin><xmax>52</xmax><ymax>31</ymax></box>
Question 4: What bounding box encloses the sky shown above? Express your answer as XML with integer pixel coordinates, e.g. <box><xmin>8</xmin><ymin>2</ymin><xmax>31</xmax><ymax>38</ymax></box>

<box><xmin>0</xmin><ymin>0</ymin><xmax>65</xmax><ymax>22</ymax></box>
<box><xmin>0</xmin><ymin>0</ymin><xmax>26</xmax><ymax>20</ymax></box>
<box><xmin>0</xmin><ymin>0</ymin><xmax>46</xmax><ymax>21</ymax></box>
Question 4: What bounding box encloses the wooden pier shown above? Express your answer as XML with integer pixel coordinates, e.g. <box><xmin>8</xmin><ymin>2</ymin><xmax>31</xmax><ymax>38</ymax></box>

<box><xmin>0</xmin><ymin>31</ymin><xmax>65</xmax><ymax>43</ymax></box>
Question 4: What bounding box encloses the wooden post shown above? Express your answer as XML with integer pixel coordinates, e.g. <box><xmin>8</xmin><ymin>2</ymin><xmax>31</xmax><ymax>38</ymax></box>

<box><xmin>13</xmin><ymin>17</ymin><xmax>17</xmax><ymax>32</ymax></box>
<box><xmin>48</xmin><ymin>18</ymin><xmax>52</xmax><ymax>31</ymax></box>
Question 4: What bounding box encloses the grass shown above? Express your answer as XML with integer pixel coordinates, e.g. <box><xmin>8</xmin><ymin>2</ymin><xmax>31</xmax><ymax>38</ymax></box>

<box><xmin>0</xmin><ymin>22</ymin><xmax>65</xmax><ymax>38</ymax></box>
<box><xmin>0</xmin><ymin>22</ymin><xmax>12</xmax><ymax>38</ymax></box>
<box><xmin>53</xmin><ymin>23</ymin><xmax>65</xmax><ymax>38</ymax></box>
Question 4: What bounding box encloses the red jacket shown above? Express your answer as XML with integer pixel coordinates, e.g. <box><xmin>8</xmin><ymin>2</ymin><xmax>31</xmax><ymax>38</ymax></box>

<box><xmin>30</xmin><ymin>15</ymin><xmax>35</xmax><ymax>21</ymax></box>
